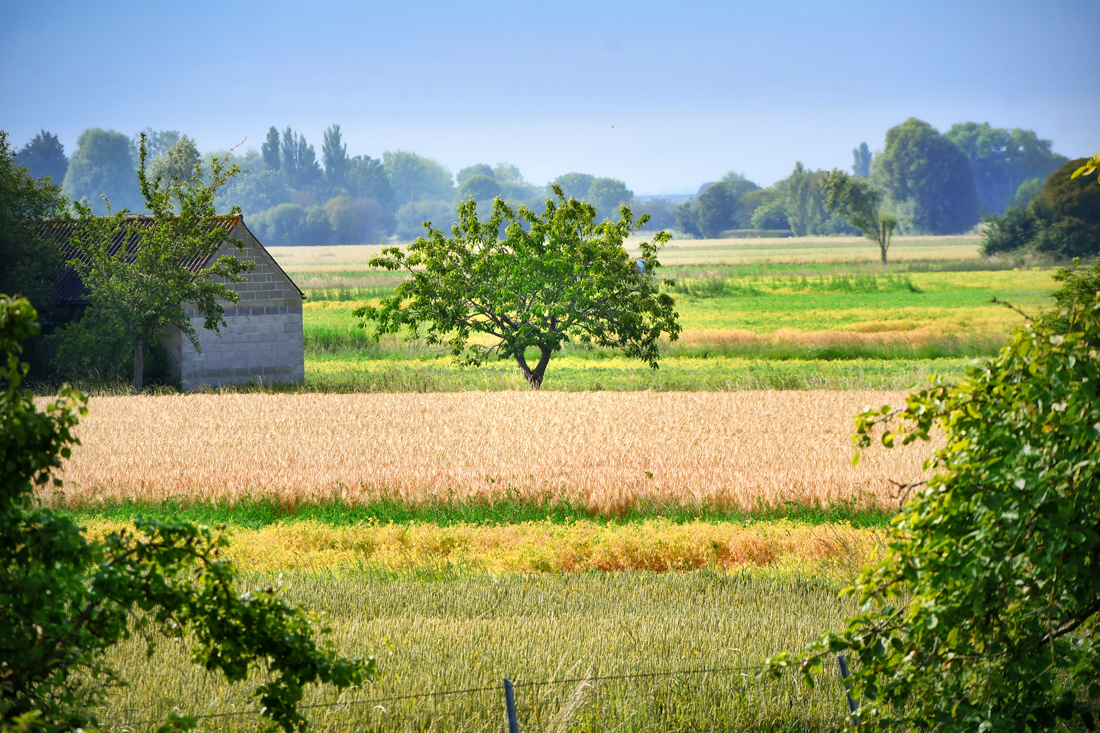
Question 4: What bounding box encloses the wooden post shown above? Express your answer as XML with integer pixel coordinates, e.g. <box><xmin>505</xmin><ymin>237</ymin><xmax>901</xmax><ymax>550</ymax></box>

<box><xmin>503</xmin><ymin>678</ymin><xmax>519</xmax><ymax>733</ymax></box>
<box><xmin>837</xmin><ymin>655</ymin><xmax>860</xmax><ymax>724</ymax></box>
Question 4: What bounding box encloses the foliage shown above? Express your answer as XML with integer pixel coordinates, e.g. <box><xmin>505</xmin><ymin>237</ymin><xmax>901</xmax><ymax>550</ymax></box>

<box><xmin>0</xmin><ymin>296</ymin><xmax>372</xmax><ymax>733</ymax></box>
<box><xmin>585</xmin><ymin>177</ymin><xmax>634</xmax><ymax>221</ymax></box>
<box><xmin>394</xmin><ymin>198</ymin><xmax>456</xmax><ymax>242</ymax></box>
<box><xmin>763</xmin><ymin>296</ymin><xmax>1100</xmax><ymax>729</ymax></box>
<box><xmin>945</xmin><ymin>122</ymin><xmax>1067</xmax><ymax>215</ymax></box>
<box><xmin>551</xmin><ymin>172</ymin><xmax>595</xmax><ymax>201</ymax></box>
<box><xmin>674</xmin><ymin>199</ymin><xmax>701</xmax><ymax>237</ymax></box>
<box><xmin>781</xmin><ymin>162</ymin><xmax>856</xmax><ymax>237</ymax></box>
<box><xmin>851</xmin><ymin>142</ymin><xmax>872</xmax><ymax>177</ymax></box>
<box><xmin>321</xmin><ymin>124</ymin><xmax>348</xmax><ymax>187</ymax></box>
<box><xmin>17</xmin><ymin>130</ymin><xmax>68</xmax><ymax>185</ymax></box>
<box><xmin>132</xmin><ymin>129</ymin><xmax>182</xmax><ymax>161</ymax></box>
<box><xmin>456</xmin><ymin>173</ymin><xmax>500</xmax><ymax>205</ymax></box>
<box><xmin>0</xmin><ymin>131</ymin><xmax>68</xmax><ymax>326</ymax></box>
<box><xmin>262</xmin><ymin>126</ymin><xmax>281</xmax><ymax>170</ymax></box>
<box><xmin>1039</xmin><ymin>258</ymin><xmax>1100</xmax><ymax>335</ymax></box>
<box><xmin>456</xmin><ymin>163</ymin><xmax>495</xmax><ymax>186</ymax></box>
<box><xmin>148</xmin><ymin>135</ymin><xmax>201</xmax><ymax>186</ymax></box>
<box><xmin>62</xmin><ymin>128</ymin><xmax>142</xmax><ymax>214</ymax></box>
<box><xmin>980</xmin><ymin>202</ymin><xmax>1036</xmax><ymax>256</ymax></box>
<box><xmin>281</xmin><ymin>127</ymin><xmax>321</xmax><ymax>190</ymax></box>
<box><xmin>356</xmin><ymin>189</ymin><xmax>680</xmax><ymax>388</ymax></box>
<box><xmin>820</xmin><ymin>170</ymin><xmax>897</xmax><ymax>263</ymax></box>
<box><xmin>64</xmin><ymin>134</ymin><xmax>254</xmax><ymax>392</ymax></box>
<box><xmin>696</xmin><ymin>181</ymin><xmax>738</xmax><ymax>237</ymax></box>
<box><xmin>1073</xmin><ymin>153</ymin><xmax>1100</xmax><ymax>186</ymax></box>
<box><xmin>383</xmin><ymin>150</ymin><xmax>453</xmax><ymax>205</ymax></box>
<box><xmin>1007</xmin><ymin>177</ymin><xmax>1043</xmax><ymax>209</ymax></box>
<box><xmin>48</xmin><ymin>307</ymin><xmax>173</xmax><ymax>386</ymax></box>
<box><xmin>750</xmin><ymin>199</ymin><xmax>790</xmax><ymax>231</ymax></box>
<box><xmin>633</xmin><ymin>197</ymin><xmax>677</xmax><ymax>231</ymax></box>
<box><xmin>217</xmin><ymin>168</ymin><xmax>295</xmax><ymax>216</ymax></box>
<box><xmin>872</xmin><ymin>118</ymin><xmax>980</xmax><ymax>234</ymax></box>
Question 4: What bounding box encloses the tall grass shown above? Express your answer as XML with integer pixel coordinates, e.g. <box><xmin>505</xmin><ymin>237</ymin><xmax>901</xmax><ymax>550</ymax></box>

<box><xmin>97</xmin><ymin>569</ymin><xmax>863</xmax><ymax>731</ymax></box>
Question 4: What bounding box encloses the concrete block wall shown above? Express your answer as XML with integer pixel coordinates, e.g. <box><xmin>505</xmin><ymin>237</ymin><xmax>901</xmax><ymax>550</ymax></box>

<box><xmin>174</xmin><ymin>221</ymin><xmax>305</xmax><ymax>390</ymax></box>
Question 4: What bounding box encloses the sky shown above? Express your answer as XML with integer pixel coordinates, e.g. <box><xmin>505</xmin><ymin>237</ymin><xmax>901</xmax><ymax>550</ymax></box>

<box><xmin>3</xmin><ymin>0</ymin><xmax>1098</xmax><ymax>194</ymax></box>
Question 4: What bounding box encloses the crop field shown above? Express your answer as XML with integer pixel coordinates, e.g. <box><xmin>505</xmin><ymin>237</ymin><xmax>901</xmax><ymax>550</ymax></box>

<box><xmin>52</xmin><ymin>391</ymin><xmax>929</xmax><ymax>513</ymax></box>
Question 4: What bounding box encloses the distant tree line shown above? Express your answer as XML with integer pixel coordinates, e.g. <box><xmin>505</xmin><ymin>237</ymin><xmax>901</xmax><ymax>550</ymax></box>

<box><xmin>8</xmin><ymin>116</ymin><xmax>1081</xmax><ymax>253</ymax></box>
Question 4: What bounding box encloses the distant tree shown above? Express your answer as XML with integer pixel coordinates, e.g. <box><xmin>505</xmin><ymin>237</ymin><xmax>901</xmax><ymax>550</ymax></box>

<box><xmin>456</xmin><ymin>173</ymin><xmax>501</xmax><ymax>204</ymax></box>
<box><xmin>781</xmin><ymin>162</ymin><xmax>854</xmax><ymax>236</ymax></box>
<box><xmin>873</xmin><ymin>118</ymin><xmax>980</xmax><ymax>234</ymax></box>
<box><xmin>739</xmin><ymin>189</ymin><xmax>779</xmax><ymax>224</ymax></box>
<box><xmin>64</xmin><ymin>134</ymin><xmax>255</xmax><ymax>392</ymax></box>
<box><xmin>1007</xmin><ymin>177</ymin><xmax>1043</xmax><ymax>209</ymax></box>
<box><xmin>852</xmin><ymin>142</ymin><xmax>872</xmax><ymax>176</ymax></box>
<box><xmin>1031</xmin><ymin>157</ymin><xmax>1100</xmax><ymax>258</ymax></box>
<box><xmin>357</xmin><ymin>190</ymin><xmax>679</xmax><ymax>388</ymax></box>
<box><xmin>281</xmin><ymin>127</ymin><xmax>321</xmax><ymax>190</ymax></box>
<box><xmin>696</xmin><ymin>182</ymin><xmax>738</xmax><ymax>238</ymax></box>
<box><xmin>217</xmin><ymin>169</ymin><xmax>295</xmax><ymax>215</ymax></box>
<box><xmin>148</xmin><ymin>135</ymin><xmax>201</xmax><ymax>185</ymax></box>
<box><xmin>133</xmin><ymin>129</ymin><xmax>181</xmax><ymax>162</ymax></box>
<box><xmin>62</xmin><ymin>128</ymin><xmax>142</xmax><ymax>214</ymax></box>
<box><xmin>675</xmin><ymin>199</ymin><xmax>701</xmax><ymax>237</ymax></box>
<box><xmin>634</xmin><ymin>197</ymin><xmax>677</xmax><ymax>231</ymax></box>
<box><xmin>456</xmin><ymin>164</ymin><xmax>494</xmax><ymax>186</ymax></box>
<box><xmin>586</xmin><ymin>177</ymin><xmax>633</xmax><ymax>220</ymax></box>
<box><xmin>715</xmin><ymin>172</ymin><xmax>759</xmax><ymax>227</ymax></box>
<box><xmin>383</xmin><ymin>150</ymin><xmax>454</xmax><ymax>205</ymax></box>
<box><xmin>393</xmin><ymin>199</ymin><xmax>456</xmax><ymax>242</ymax></box>
<box><xmin>551</xmin><ymin>172</ymin><xmax>595</xmax><ymax>201</ymax></box>
<box><xmin>821</xmin><ymin>169</ymin><xmax>898</xmax><ymax>263</ymax></box>
<box><xmin>0</xmin><ymin>296</ymin><xmax>372</xmax><ymax>733</ymax></box>
<box><xmin>261</xmin><ymin>126</ymin><xmax>281</xmax><ymax>171</ymax></box>
<box><xmin>750</xmin><ymin>199</ymin><xmax>790</xmax><ymax>231</ymax></box>
<box><xmin>0</xmin><ymin>131</ymin><xmax>67</xmax><ymax>324</ymax></box>
<box><xmin>322</xmin><ymin>124</ymin><xmax>349</xmax><ymax>188</ymax></box>
<box><xmin>346</xmin><ymin>155</ymin><xmax>396</xmax><ymax>233</ymax></box>
<box><xmin>17</xmin><ymin>130</ymin><xmax>68</xmax><ymax>184</ymax></box>
<box><xmin>493</xmin><ymin>163</ymin><xmax>524</xmax><ymax>183</ymax></box>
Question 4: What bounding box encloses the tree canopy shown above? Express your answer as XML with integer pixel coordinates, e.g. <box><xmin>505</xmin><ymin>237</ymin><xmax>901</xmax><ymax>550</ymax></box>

<box><xmin>356</xmin><ymin>189</ymin><xmax>680</xmax><ymax>388</ymax></box>
<box><xmin>872</xmin><ymin>118</ymin><xmax>981</xmax><ymax>235</ymax></box>
<box><xmin>17</xmin><ymin>130</ymin><xmax>68</xmax><ymax>185</ymax></box>
<box><xmin>820</xmin><ymin>169</ymin><xmax>897</xmax><ymax>262</ymax></box>
<box><xmin>62</xmin><ymin>128</ymin><xmax>142</xmax><ymax>214</ymax></box>
<box><xmin>763</xmin><ymin>275</ymin><xmax>1100</xmax><ymax>729</ymax></box>
<box><xmin>696</xmin><ymin>181</ymin><xmax>738</xmax><ymax>237</ymax></box>
<box><xmin>851</xmin><ymin>142</ymin><xmax>872</xmax><ymax>177</ymax></box>
<box><xmin>322</xmin><ymin>124</ymin><xmax>348</xmax><ymax>187</ymax></box>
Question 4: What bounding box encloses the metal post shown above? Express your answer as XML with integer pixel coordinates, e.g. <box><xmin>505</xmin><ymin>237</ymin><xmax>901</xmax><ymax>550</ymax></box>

<box><xmin>837</xmin><ymin>655</ymin><xmax>860</xmax><ymax>725</ymax></box>
<box><xmin>503</xmin><ymin>678</ymin><xmax>519</xmax><ymax>733</ymax></box>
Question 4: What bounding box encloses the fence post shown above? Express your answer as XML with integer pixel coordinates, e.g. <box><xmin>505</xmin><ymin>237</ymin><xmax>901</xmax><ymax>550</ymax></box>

<box><xmin>503</xmin><ymin>678</ymin><xmax>519</xmax><ymax>733</ymax></box>
<box><xmin>837</xmin><ymin>655</ymin><xmax>860</xmax><ymax>725</ymax></box>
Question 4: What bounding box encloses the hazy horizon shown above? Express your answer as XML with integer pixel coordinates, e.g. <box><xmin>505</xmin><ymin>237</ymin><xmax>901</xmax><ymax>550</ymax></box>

<box><xmin>3</xmin><ymin>0</ymin><xmax>1098</xmax><ymax>192</ymax></box>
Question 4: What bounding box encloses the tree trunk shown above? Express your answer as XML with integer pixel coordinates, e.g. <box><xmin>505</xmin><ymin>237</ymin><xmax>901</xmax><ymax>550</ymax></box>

<box><xmin>133</xmin><ymin>337</ymin><xmax>144</xmax><ymax>394</ymax></box>
<box><xmin>879</xmin><ymin>221</ymin><xmax>888</xmax><ymax>264</ymax></box>
<box><xmin>515</xmin><ymin>345</ymin><xmax>554</xmax><ymax>389</ymax></box>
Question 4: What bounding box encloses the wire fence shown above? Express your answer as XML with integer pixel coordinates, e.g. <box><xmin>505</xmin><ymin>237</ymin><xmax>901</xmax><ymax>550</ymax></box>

<box><xmin>103</xmin><ymin>658</ymin><xmax>861</xmax><ymax>731</ymax></box>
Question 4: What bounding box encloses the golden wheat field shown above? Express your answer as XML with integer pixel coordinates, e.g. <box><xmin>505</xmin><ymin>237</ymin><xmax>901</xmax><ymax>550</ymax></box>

<box><xmin>51</xmin><ymin>390</ymin><xmax>931</xmax><ymax>513</ymax></box>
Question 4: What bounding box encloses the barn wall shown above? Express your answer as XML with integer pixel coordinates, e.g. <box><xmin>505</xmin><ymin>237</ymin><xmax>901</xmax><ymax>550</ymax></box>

<box><xmin>177</xmin><ymin>223</ymin><xmax>304</xmax><ymax>390</ymax></box>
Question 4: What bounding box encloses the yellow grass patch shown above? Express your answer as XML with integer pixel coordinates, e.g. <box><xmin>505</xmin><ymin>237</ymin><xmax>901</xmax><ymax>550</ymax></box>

<box><xmin>51</xmin><ymin>391</ymin><xmax>930</xmax><ymax>514</ymax></box>
<box><xmin>80</xmin><ymin>518</ymin><xmax>880</xmax><ymax>574</ymax></box>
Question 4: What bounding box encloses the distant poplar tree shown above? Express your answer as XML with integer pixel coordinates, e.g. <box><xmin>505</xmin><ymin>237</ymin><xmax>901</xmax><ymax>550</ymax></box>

<box><xmin>281</xmin><ymin>127</ymin><xmax>320</xmax><ymax>189</ymax></box>
<box><xmin>852</xmin><ymin>142</ymin><xmax>872</xmax><ymax>176</ymax></box>
<box><xmin>17</xmin><ymin>130</ymin><xmax>68</xmax><ymax>184</ymax></box>
<box><xmin>322</xmin><ymin>124</ymin><xmax>348</xmax><ymax>187</ymax></box>
<box><xmin>261</xmin><ymin>126</ymin><xmax>280</xmax><ymax>171</ymax></box>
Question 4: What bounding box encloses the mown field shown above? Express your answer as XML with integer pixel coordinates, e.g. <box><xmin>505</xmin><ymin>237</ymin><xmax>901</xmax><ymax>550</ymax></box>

<box><xmin>59</xmin><ymin>236</ymin><xmax>1063</xmax><ymax>730</ymax></box>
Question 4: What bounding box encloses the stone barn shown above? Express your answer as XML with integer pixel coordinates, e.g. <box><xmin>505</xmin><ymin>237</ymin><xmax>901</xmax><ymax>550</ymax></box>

<box><xmin>49</xmin><ymin>215</ymin><xmax>305</xmax><ymax>390</ymax></box>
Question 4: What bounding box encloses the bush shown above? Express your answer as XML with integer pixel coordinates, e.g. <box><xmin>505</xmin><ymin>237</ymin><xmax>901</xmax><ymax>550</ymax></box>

<box><xmin>47</xmin><ymin>307</ymin><xmax>175</xmax><ymax>387</ymax></box>
<box><xmin>1</xmin><ymin>295</ymin><xmax>373</xmax><ymax>732</ymax></box>
<box><xmin>763</xmin><ymin>280</ymin><xmax>1100</xmax><ymax>728</ymax></box>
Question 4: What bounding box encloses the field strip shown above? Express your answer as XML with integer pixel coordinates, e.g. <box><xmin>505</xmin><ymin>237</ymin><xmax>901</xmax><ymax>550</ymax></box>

<box><xmin>82</xmin><ymin>518</ymin><xmax>881</xmax><ymax>573</ymax></box>
<box><xmin>50</xmin><ymin>390</ymin><xmax>931</xmax><ymax>513</ymax></box>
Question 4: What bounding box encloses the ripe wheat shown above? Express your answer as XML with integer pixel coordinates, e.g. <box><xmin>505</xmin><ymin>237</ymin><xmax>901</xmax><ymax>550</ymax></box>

<box><xmin>52</xmin><ymin>390</ymin><xmax>931</xmax><ymax>514</ymax></box>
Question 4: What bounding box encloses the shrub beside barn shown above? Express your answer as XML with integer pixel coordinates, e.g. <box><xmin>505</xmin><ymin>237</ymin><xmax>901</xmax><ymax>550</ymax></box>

<box><xmin>48</xmin><ymin>215</ymin><xmax>305</xmax><ymax>390</ymax></box>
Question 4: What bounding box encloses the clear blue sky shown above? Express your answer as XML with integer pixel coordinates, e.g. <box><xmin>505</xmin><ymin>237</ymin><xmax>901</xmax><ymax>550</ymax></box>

<box><xmin>3</xmin><ymin>0</ymin><xmax>1098</xmax><ymax>193</ymax></box>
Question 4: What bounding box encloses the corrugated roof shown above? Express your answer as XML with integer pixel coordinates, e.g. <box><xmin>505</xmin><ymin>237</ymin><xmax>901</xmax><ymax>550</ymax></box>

<box><xmin>42</xmin><ymin>215</ymin><xmax>242</xmax><ymax>304</ymax></box>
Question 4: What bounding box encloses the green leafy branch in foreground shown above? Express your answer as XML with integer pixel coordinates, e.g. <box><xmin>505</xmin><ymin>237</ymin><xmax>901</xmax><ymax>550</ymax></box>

<box><xmin>355</xmin><ymin>187</ymin><xmax>680</xmax><ymax>388</ymax></box>
<box><xmin>761</xmin><ymin>286</ymin><xmax>1100</xmax><ymax>729</ymax></box>
<box><xmin>0</xmin><ymin>296</ymin><xmax>373</xmax><ymax>733</ymax></box>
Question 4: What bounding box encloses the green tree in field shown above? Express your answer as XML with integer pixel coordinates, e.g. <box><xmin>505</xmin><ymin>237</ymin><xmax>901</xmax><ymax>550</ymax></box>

<box><xmin>820</xmin><ymin>169</ymin><xmax>897</xmax><ymax>263</ymax></box>
<box><xmin>696</xmin><ymin>182</ymin><xmax>738</xmax><ymax>238</ymax></box>
<box><xmin>872</xmin><ymin>118</ymin><xmax>980</xmax><ymax>234</ymax></box>
<box><xmin>356</xmin><ymin>188</ymin><xmax>680</xmax><ymax>388</ymax></box>
<box><xmin>17</xmin><ymin>130</ymin><xmax>68</xmax><ymax>185</ymax></box>
<box><xmin>763</xmin><ymin>276</ymin><xmax>1100</xmax><ymax>729</ymax></box>
<box><xmin>0</xmin><ymin>295</ymin><xmax>373</xmax><ymax>733</ymax></box>
<box><xmin>322</xmin><ymin>124</ymin><xmax>349</xmax><ymax>188</ymax></box>
<box><xmin>262</xmin><ymin>126</ymin><xmax>281</xmax><ymax>170</ymax></box>
<box><xmin>62</xmin><ymin>128</ymin><xmax>142</xmax><ymax>214</ymax></box>
<box><xmin>851</xmin><ymin>142</ymin><xmax>872</xmax><ymax>177</ymax></box>
<box><xmin>0</xmin><ymin>131</ymin><xmax>68</xmax><ymax>325</ymax></box>
<box><xmin>64</xmin><ymin>134</ymin><xmax>255</xmax><ymax>392</ymax></box>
